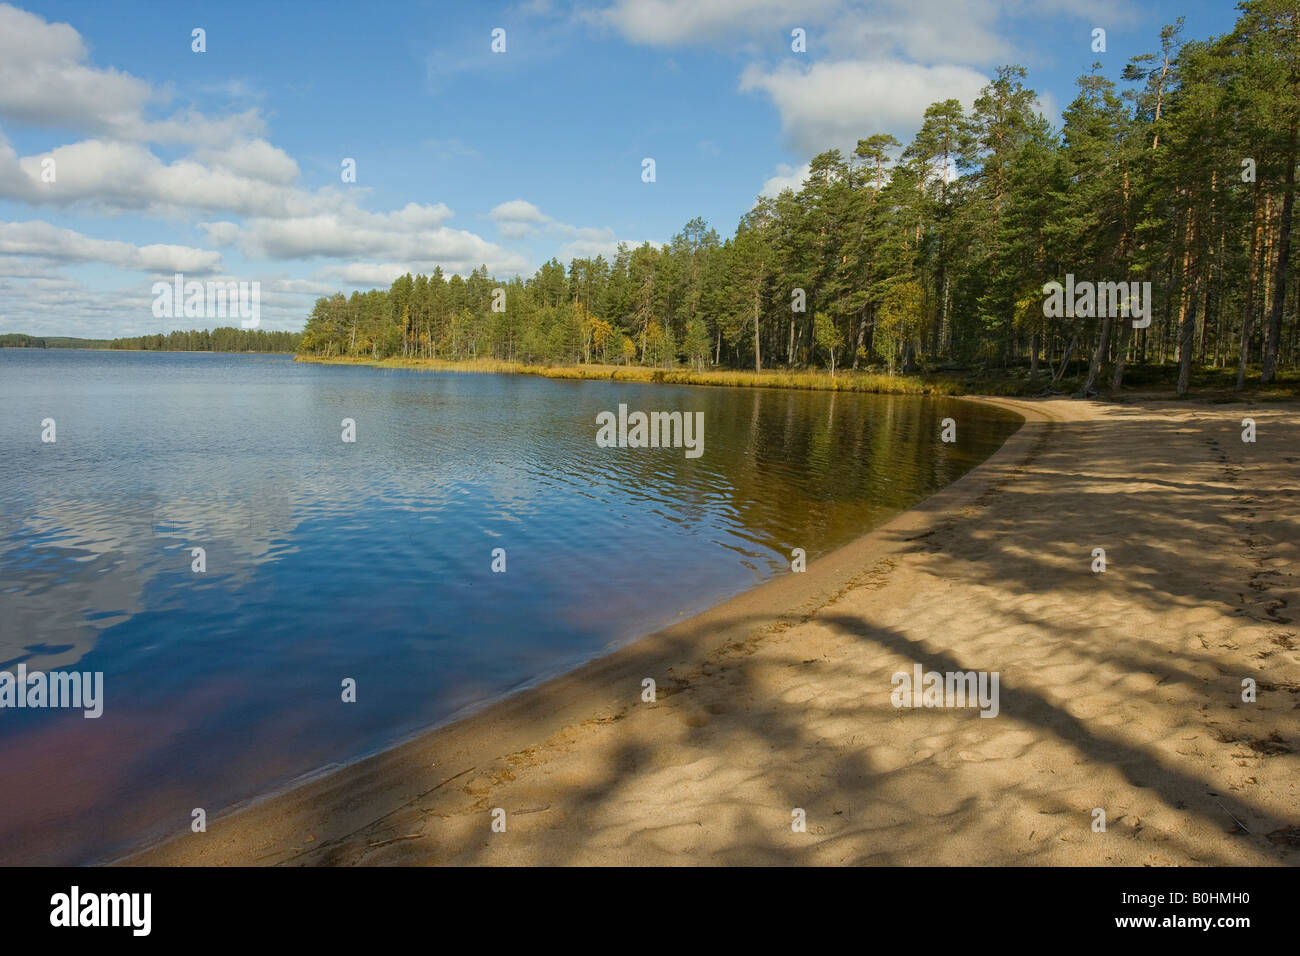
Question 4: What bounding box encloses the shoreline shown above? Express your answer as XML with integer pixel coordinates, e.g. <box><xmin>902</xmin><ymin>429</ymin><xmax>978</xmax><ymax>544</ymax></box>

<box><xmin>293</xmin><ymin>353</ymin><xmax>987</xmax><ymax>396</ymax></box>
<box><xmin>294</xmin><ymin>353</ymin><xmax>1300</xmax><ymax>403</ymax></box>
<box><xmin>122</xmin><ymin>394</ymin><xmax>1300</xmax><ymax>866</ymax></box>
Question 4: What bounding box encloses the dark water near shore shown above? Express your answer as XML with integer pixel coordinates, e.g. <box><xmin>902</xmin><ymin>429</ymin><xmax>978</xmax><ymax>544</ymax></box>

<box><xmin>0</xmin><ymin>350</ymin><xmax>1020</xmax><ymax>864</ymax></box>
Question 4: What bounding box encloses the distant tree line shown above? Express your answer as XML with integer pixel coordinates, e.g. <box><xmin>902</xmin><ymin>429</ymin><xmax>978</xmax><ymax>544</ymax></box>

<box><xmin>2</xmin><ymin>328</ymin><xmax>301</xmax><ymax>352</ymax></box>
<box><xmin>106</xmin><ymin>328</ymin><xmax>301</xmax><ymax>352</ymax></box>
<box><xmin>320</xmin><ymin>4</ymin><xmax>1300</xmax><ymax>392</ymax></box>
<box><xmin>0</xmin><ymin>333</ymin><xmax>110</xmax><ymax>348</ymax></box>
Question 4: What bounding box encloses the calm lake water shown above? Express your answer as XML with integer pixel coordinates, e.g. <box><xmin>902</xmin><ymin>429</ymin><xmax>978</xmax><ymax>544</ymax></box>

<box><xmin>0</xmin><ymin>350</ymin><xmax>1020</xmax><ymax>864</ymax></box>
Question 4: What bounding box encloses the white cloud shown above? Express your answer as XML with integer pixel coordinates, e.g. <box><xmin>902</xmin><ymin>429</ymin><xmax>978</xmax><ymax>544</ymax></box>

<box><xmin>315</xmin><ymin>262</ymin><xmax>434</xmax><ymax>287</ymax></box>
<box><xmin>0</xmin><ymin>220</ymin><xmax>222</xmax><ymax>273</ymax></box>
<box><xmin>268</xmin><ymin>277</ymin><xmax>337</xmax><ymax>296</ymax></box>
<box><xmin>0</xmin><ymin>134</ymin><xmax>337</xmax><ymax>219</ymax></box>
<box><xmin>759</xmin><ymin>161</ymin><xmax>811</xmax><ymax>197</ymax></box>
<box><xmin>490</xmin><ymin>199</ymin><xmax>549</xmax><ymax>223</ymax></box>
<box><xmin>213</xmin><ymin>204</ymin><xmax>513</xmax><ymax>275</ymax></box>
<box><xmin>595</xmin><ymin>0</ymin><xmax>1136</xmax><ymax>61</ymax></box>
<box><xmin>0</xmin><ymin>4</ymin><xmax>152</xmax><ymax>133</ymax></box>
<box><xmin>489</xmin><ymin>199</ymin><xmax>552</xmax><ymax>238</ymax></box>
<box><xmin>198</xmin><ymin>221</ymin><xmax>241</xmax><ymax>247</ymax></box>
<box><xmin>0</xmin><ymin>257</ymin><xmax>65</xmax><ymax>277</ymax></box>
<box><xmin>256</xmin><ymin>218</ymin><xmax>498</xmax><ymax>266</ymax></box>
<box><xmin>485</xmin><ymin>200</ymin><xmax>654</xmax><ymax>262</ymax></box>
<box><xmin>741</xmin><ymin>59</ymin><xmax>989</xmax><ymax>154</ymax></box>
<box><xmin>193</xmin><ymin>140</ymin><xmax>300</xmax><ymax>185</ymax></box>
<box><xmin>1033</xmin><ymin>90</ymin><xmax>1059</xmax><ymax>126</ymax></box>
<box><xmin>595</xmin><ymin>0</ymin><xmax>839</xmax><ymax>46</ymax></box>
<box><xmin>0</xmin><ymin>4</ymin><xmax>262</xmax><ymax>145</ymax></box>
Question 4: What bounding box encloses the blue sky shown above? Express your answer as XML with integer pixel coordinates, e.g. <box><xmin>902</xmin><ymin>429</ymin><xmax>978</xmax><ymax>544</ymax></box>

<box><xmin>0</xmin><ymin>0</ymin><xmax>1239</xmax><ymax>336</ymax></box>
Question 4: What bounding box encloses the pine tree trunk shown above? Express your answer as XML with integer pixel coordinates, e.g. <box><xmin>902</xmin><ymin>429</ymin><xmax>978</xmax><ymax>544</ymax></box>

<box><xmin>1177</xmin><ymin>286</ymin><xmax>1198</xmax><ymax>396</ymax></box>
<box><xmin>1176</xmin><ymin>202</ymin><xmax>1199</xmax><ymax>396</ymax></box>
<box><xmin>1111</xmin><ymin>318</ymin><xmax>1132</xmax><ymax>390</ymax></box>
<box><xmin>852</xmin><ymin>308</ymin><xmax>865</xmax><ymax>370</ymax></box>
<box><xmin>1262</xmin><ymin>124</ymin><xmax>1297</xmax><ymax>385</ymax></box>
<box><xmin>1082</xmin><ymin>316</ymin><xmax>1112</xmax><ymax>396</ymax></box>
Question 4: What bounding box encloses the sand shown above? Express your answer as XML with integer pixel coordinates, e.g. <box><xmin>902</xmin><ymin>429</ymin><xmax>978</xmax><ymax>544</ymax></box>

<box><xmin>124</xmin><ymin>397</ymin><xmax>1300</xmax><ymax>866</ymax></box>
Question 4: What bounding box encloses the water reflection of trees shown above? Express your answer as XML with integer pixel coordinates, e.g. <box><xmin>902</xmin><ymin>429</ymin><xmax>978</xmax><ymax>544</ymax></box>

<box><xmin>576</xmin><ymin>386</ymin><xmax>1019</xmax><ymax>568</ymax></box>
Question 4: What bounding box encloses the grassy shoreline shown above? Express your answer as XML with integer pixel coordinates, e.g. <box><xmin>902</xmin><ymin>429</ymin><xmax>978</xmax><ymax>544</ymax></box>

<box><xmin>292</xmin><ymin>354</ymin><xmax>1015</xmax><ymax>396</ymax></box>
<box><xmin>293</xmin><ymin>353</ymin><xmax>1300</xmax><ymax>401</ymax></box>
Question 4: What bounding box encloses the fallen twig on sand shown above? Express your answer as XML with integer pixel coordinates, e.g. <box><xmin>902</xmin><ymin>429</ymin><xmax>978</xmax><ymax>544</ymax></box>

<box><xmin>366</xmin><ymin>833</ymin><xmax>424</xmax><ymax>849</ymax></box>
<box><xmin>1213</xmin><ymin>798</ymin><xmax>1251</xmax><ymax>835</ymax></box>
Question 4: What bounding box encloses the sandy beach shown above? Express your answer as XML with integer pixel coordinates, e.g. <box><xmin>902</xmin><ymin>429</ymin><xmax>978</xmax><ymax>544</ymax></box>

<box><xmin>125</xmin><ymin>396</ymin><xmax>1300</xmax><ymax>866</ymax></box>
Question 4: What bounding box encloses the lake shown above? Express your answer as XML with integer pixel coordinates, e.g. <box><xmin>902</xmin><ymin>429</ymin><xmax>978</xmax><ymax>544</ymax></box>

<box><xmin>0</xmin><ymin>349</ymin><xmax>1020</xmax><ymax>864</ymax></box>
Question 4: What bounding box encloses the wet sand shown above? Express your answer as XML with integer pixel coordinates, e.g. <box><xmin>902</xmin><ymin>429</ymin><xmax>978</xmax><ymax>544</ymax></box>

<box><xmin>125</xmin><ymin>397</ymin><xmax>1300</xmax><ymax>865</ymax></box>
